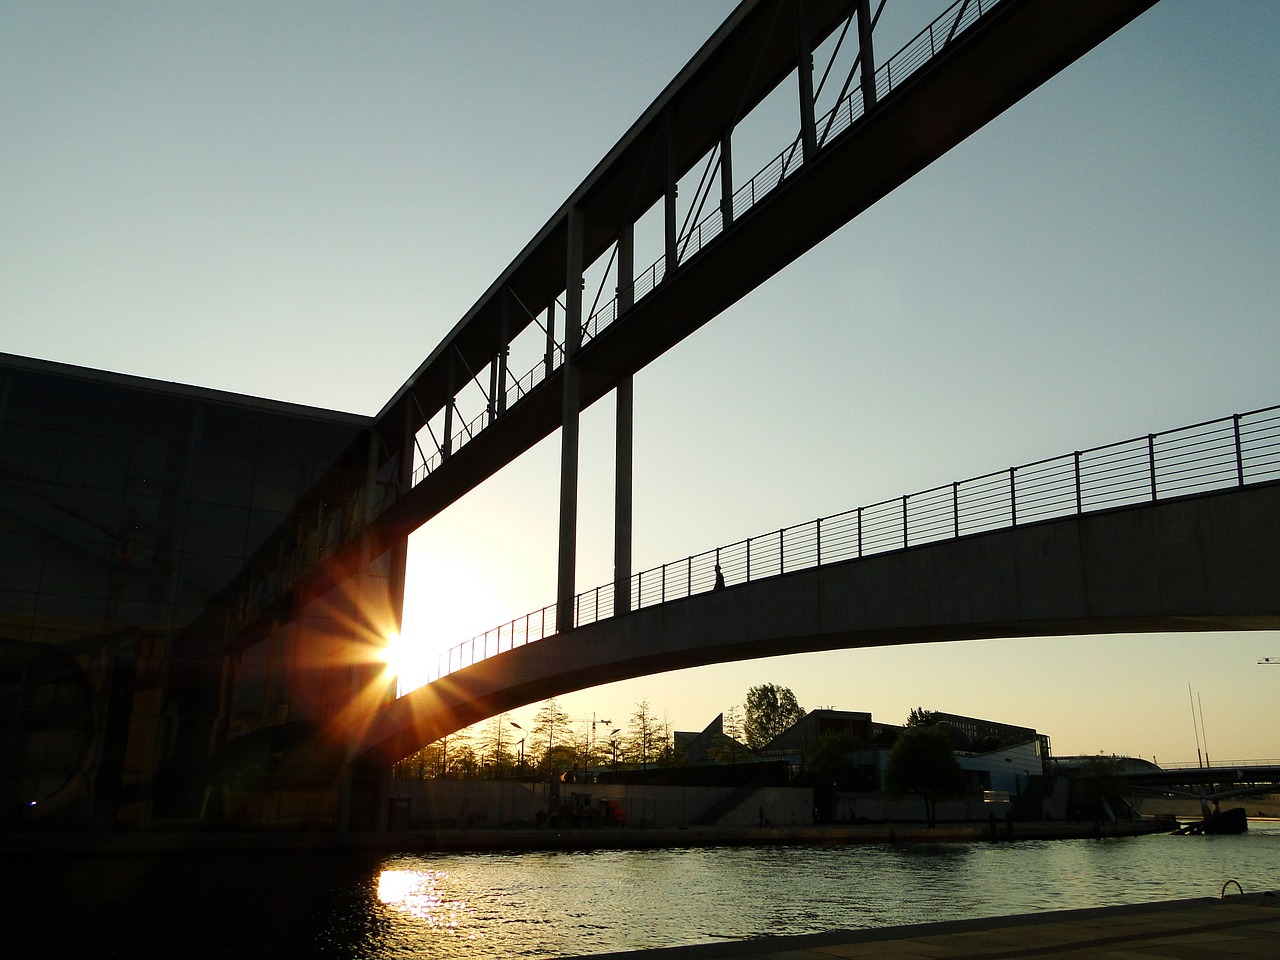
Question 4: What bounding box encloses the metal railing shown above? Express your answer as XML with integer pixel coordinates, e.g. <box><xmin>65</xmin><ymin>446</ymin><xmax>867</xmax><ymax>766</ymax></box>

<box><xmin>581</xmin><ymin>0</ymin><xmax>1002</xmax><ymax>350</ymax></box>
<box><xmin>422</xmin><ymin>404</ymin><xmax>1280</xmax><ymax>685</ymax></box>
<box><xmin>409</xmin><ymin>0</ymin><xmax>1005</xmax><ymax>488</ymax></box>
<box><xmin>1155</xmin><ymin>758</ymin><xmax>1280</xmax><ymax>770</ymax></box>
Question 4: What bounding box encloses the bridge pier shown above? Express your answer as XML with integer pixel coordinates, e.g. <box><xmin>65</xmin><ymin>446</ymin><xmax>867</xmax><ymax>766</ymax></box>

<box><xmin>615</xmin><ymin>222</ymin><xmax>635</xmax><ymax>616</ymax></box>
<box><xmin>557</xmin><ymin>206</ymin><xmax>585</xmax><ymax>628</ymax></box>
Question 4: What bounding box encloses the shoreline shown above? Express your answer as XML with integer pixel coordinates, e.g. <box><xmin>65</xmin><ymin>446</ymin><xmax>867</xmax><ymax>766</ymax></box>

<box><xmin>0</xmin><ymin>816</ymin><xmax>1173</xmax><ymax>857</ymax></box>
<box><xmin>564</xmin><ymin>893</ymin><xmax>1280</xmax><ymax>960</ymax></box>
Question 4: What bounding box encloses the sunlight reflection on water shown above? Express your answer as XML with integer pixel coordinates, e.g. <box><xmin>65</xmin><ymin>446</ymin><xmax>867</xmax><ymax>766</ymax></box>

<box><xmin>366</xmin><ymin>827</ymin><xmax>1280</xmax><ymax>959</ymax></box>
<box><xmin>14</xmin><ymin>826</ymin><xmax>1280</xmax><ymax>959</ymax></box>
<box><xmin>377</xmin><ymin>867</ymin><xmax>473</xmax><ymax>931</ymax></box>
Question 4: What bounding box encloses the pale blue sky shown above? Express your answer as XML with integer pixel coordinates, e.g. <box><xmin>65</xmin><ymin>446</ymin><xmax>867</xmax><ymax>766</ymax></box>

<box><xmin>3</xmin><ymin>1</ymin><xmax>1278</xmax><ymax>763</ymax></box>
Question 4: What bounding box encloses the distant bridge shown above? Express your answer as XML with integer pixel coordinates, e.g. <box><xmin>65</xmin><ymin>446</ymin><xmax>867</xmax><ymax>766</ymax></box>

<box><xmin>1112</xmin><ymin>763</ymin><xmax>1280</xmax><ymax>807</ymax></box>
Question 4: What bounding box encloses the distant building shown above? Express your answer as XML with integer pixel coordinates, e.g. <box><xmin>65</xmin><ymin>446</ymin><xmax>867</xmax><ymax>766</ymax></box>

<box><xmin>761</xmin><ymin>709</ymin><xmax>874</xmax><ymax>755</ymax></box>
<box><xmin>673</xmin><ymin>713</ymin><xmax>751</xmax><ymax>766</ymax></box>
<box><xmin>956</xmin><ymin>741</ymin><xmax>1044</xmax><ymax>796</ymax></box>
<box><xmin>929</xmin><ymin>711</ymin><xmax>1052</xmax><ymax>758</ymax></box>
<box><xmin>757</xmin><ymin>709</ymin><xmax>881</xmax><ymax>791</ymax></box>
<box><xmin>758</xmin><ymin>707</ymin><xmax>1050</xmax><ymax>797</ymax></box>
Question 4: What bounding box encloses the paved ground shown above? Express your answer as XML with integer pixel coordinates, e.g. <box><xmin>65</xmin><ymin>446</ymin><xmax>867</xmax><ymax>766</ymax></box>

<box><xmin>571</xmin><ymin>893</ymin><xmax>1280</xmax><ymax>960</ymax></box>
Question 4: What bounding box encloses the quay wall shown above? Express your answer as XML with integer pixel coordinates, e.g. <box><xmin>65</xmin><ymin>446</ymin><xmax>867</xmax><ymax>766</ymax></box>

<box><xmin>384</xmin><ymin>779</ymin><xmax>1077</xmax><ymax>830</ymax></box>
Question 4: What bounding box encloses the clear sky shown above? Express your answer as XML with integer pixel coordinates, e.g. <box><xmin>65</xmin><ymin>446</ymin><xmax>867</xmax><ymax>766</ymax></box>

<box><xmin>4</xmin><ymin>1</ymin><xmax>1278</xmax><ymax>764</ymax></box>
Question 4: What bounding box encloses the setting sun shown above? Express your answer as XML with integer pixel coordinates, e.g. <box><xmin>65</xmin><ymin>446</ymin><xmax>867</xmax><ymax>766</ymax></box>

<box><xmin>395</xmin><ymin>523</ymin><xmax>529</xmax><ymax>695</ymax></box>
<box><xmin>379</xmin><ymin>632</ymin><xmax>437</xmax><ymax>693</ymax></box>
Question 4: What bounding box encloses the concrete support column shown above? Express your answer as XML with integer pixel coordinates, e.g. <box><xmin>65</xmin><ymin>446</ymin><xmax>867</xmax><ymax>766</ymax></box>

<box><xmin>614</xmin><ymin>223</ymin><xmax>635</xmax><ymax>615</ymax></box>
<box><xmin>857</xmin><ymin>0</ymin><xmax>877</xmax><ymax>110</ymax></box>
<box><xmin>719</xmin><ymin>128</ymin><xmax>734</xmax><ymax>230</ymax></box>
<box><xmin>557</xmin><ymin>207</ymin><xmax>585</xmax><ymax>630</ymax></box>
<box><xmin>487</xmin><ymin>357</ymin><xmax>499</xmax><ymax>421</ymax></box>
<box><xmin>664</xmin><ymin>111</ymin><xmax>678</xmax><ymax>277</ymax></box>
<box><xmin>442</xmin><ymin>355</ymin><xmax>455</xmax><ymax>460</ymax></box>
<box><xmin>795</xmin><ymin>0</ymin><xmax>818</xmax><ymax>162</ymax></box>
<box><xmin>389</xmin><ymin>400</ymin><xmax>415</xmax><ymax>633</ymax></box>
<box><xmin>496</xmin><ymin>291</ymin><xmax>510</xmax><ymax>416</ymax></box>
<box><xmin>544</xmin><ymin>298</ymin><xmax>557</xmax><ymax>378</ymax></box>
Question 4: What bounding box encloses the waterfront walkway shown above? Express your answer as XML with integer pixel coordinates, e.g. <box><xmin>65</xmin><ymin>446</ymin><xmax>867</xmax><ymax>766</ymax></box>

<box><xmin>573</xmin><ymin>893</ymin><xmax>1280</xmax><ymax>960</ymax></box>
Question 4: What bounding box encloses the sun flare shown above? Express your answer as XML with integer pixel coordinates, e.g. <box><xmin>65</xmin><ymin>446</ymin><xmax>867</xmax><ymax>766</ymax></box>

<box><xmin>380</xmin><ymin>631</ymin><xmax>438</xmax><ymax>694</ymax></box>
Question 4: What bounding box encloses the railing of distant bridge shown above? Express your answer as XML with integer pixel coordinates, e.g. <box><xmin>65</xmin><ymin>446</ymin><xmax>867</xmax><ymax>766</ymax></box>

<box><xmin>412</xmin><ymin>0</ymin><xmax>1002</xmax><ymax>486</ymax></box>
<box><xmin>423</xmin><ymin>404</ymin><xmax>1280</xmax><ymax>684</ymax></box>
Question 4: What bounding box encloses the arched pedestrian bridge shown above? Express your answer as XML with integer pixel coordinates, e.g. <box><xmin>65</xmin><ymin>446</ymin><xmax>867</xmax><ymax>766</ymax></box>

<box><xmin>357</xmin><ymin>407</ymin><xmax>1280</xmax><ymax>764</ymax></box>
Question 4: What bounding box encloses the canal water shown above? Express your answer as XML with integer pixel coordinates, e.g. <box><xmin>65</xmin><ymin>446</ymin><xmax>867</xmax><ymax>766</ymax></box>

<box><xmin>14</xmin><ymin>826</ymin><xmax>1280</xmax><ymax>959</ymax></box>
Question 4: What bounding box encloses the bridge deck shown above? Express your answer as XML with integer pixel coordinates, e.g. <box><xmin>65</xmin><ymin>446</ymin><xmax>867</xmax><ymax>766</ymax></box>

<box><xmin>569</xmin><ymin>894</ymin><xmax>1280</xmax><ymax>960</ymax></box>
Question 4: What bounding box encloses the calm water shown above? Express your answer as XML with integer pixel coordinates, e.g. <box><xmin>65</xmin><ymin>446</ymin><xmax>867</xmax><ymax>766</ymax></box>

<box><xmin>14</xmin><ymin>826</ymin><xmax>1280</xmax><ymax>959</ymax></box>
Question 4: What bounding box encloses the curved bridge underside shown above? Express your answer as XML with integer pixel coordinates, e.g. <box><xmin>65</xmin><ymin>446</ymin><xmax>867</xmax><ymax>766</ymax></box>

<box><xmin>358</xmin><ymin>482</ymin><xmax>1280</xmax><ymax>765</ymax></box>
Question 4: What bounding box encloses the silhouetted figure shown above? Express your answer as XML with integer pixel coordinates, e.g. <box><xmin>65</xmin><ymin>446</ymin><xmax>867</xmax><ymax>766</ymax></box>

<box><xmin>714</xmin><ymin>564</ymin><xmax>725</xmax><ymax>590</ymax></box>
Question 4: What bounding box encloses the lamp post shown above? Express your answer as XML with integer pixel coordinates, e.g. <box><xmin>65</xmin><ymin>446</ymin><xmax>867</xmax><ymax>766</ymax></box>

<box><xmin>510</xmin><ymin>722</ymin><xmax>524</xmax><ymax>777</ymax></box>
<box><xmin>610</xmin><ymin>728</ymin><xmax>621</xmax><ymax>771</ymax></box>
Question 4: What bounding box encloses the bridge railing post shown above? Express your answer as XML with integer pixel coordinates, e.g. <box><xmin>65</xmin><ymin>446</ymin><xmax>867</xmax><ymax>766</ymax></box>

<box><xmin>1074</xmin><ymin>451</ymin><xmax>1083</xmax><ymax>513</ymax></box>
<box><xmin>1009</xmin><ymin>467</ymin><xmax>1017</xmax><ymax>526</ymax></box>
<box><xmin>1233</xmin><ymin>414</ymin><xmax>1245</xmax><ymax>486</ymax></box>
<box><xmin>1148</xmin><ymin>434</ymin><xmax>1158</xmax><ymax>501</ymax></box>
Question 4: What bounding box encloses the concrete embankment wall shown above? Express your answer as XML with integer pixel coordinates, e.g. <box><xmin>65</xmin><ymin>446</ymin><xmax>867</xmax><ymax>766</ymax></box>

<box><xmin>386</xmin><ymin>780</ymin><xmax>1073</xmax><ymax>829</ymax></box>
<box><xmin>387</xmin><ymin>779</ymin><xmax>815</xmax><ymax>828</ymax></box>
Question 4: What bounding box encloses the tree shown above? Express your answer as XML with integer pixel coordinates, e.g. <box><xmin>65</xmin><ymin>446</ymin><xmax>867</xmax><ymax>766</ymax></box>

<box><xmin>653</xmin><ymin>716</ymin><xmax>681</xmax><ymax>766</ymax></box>
<box><xmin>397</xmin><ymin>730</ymin><xmax>474</xmax><ymax>779</ymax></box>
<box><xmin>802</xmin><ymin>732</ymin><xmax>857</xmax><ymax>786</ymax></box>
<box><xmin>531</xmin><ymin>698</ymin><xmax>570</xmax><ymax>772</ymax></box>
<box><xmin>905</xmin><ymin>706</ymin><xmax>939</xmax><ymax>727</ymax></box>
<box><xmin>797</xmin><ymin>731</ymin><xmax>858</xmax><ymax>822</ymax></box>
<box><xmin>623</xmin><ymin>700</ymin><xmax>662</xmax><ymax>768</ymax></box>
<box><xmin>884</xmin><ymin>724</ymin><xmax>967</xmax><ymax>827</ymax></box>
<box><xmin>708</xmin><ymin>707</ymin><xmax>750</xmax><ymax>765</ymax></box>
<box><xmin>479</xmin><ymin>714</ymin><xmax>515</xmax><ymax>778</ymax></box>
<box><xmin>743</xmin><ymin>683</ymin><xmax>806</xmax><ymax>749</ymax></box>
<box><xmin>566</xmin><ymin>724</ymin><xmax>603</xmax><ymax>772</ymax></box>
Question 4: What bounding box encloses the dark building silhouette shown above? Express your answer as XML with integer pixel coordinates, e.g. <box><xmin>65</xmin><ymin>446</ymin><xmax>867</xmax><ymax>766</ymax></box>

<box><xmin>0</xmin><ymin>353</ymin><xmax>396</xmax><ymax>830</ymax></box>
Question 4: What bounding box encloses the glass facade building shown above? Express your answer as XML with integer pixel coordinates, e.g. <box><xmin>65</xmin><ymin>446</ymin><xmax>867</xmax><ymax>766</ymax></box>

<box><xmin>0</xmin><ymin>353</ymin><xmax>394</xmax><ymax>830</ymax></box>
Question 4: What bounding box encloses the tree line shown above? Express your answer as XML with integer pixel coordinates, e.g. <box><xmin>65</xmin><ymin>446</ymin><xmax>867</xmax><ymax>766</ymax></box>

<box><xmin>391</xmin><ymin>698</ymin><xmax>675</xmax><ymax>780</ymax></box>
<box><xmin>391</xmin><ymin>685</ymin><xmax>970</xmax><ymax>828</ymax></box>
<box><xmin>391</xmin><ymin>682</ymin><xmax>809</xmax><ymax>780</ymax></box>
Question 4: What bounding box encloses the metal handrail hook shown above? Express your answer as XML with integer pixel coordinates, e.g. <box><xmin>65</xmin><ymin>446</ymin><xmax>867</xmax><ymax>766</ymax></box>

<box><xmin>1220</xmin><ymin>879</ymin><xmax>1244</xmax><ymax>900</ymax></box>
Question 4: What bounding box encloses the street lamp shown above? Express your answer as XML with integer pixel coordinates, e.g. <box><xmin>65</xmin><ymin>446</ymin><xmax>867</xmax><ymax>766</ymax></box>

<box><xmin>510</xmin><ymin>722</ymin><xmax>524</xmax><ymax>775</ymax></box>
<box><xmin>609</xmin><ymin>728</ymin><xmax>621</xmax><ymax>771</ymax></box>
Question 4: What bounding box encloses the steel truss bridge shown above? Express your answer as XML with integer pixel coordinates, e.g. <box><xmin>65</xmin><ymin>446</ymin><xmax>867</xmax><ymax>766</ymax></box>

<box><xmin>199</xmin><ymin>0</ymin><xmax>1223</xmax><ymax>763</ymax></box>
<box><xmin>220</xmin><ymin>0</ymin><xmax>1161</xmax><ymax>645</ymax></box>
